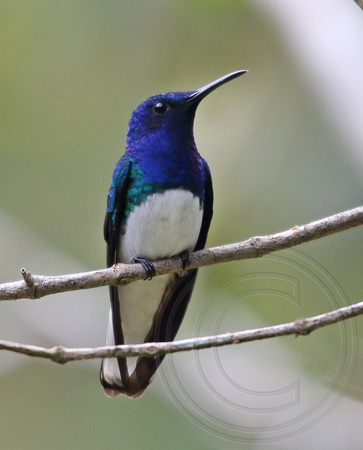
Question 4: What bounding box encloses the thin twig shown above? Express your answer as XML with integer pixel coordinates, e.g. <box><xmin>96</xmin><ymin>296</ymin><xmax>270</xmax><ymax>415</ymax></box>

<box><xmin>20</xmin><ymin>268</ymin><xmax>35</xmax><ymax>288</ymax></box>
<box><xmin>0</xmin><ymin>299</ymin><xmax>362</xmax><ymax>363</ymax></box>
<box><xmin>0</xmin><ymin>206</ymin><xmax>362</xmax><ymax>301</ymax></box>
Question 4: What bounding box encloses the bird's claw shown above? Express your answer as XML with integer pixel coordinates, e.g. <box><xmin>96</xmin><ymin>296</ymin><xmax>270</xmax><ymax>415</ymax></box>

<box><xmin>180</xmin><ymin>250</ymin><xmax>190</xmax><ymax>270</ymax></box>
<box><xmin>133</xmin><ymin>257</ymin><xmax>156</xmax><ymax>280</ymax></box>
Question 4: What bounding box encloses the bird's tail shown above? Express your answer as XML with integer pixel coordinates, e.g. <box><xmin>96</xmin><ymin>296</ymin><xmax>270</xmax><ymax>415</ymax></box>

<box><xmin>100</xmin><ymin>356</ymin><xmax>157</xmax><ymax>399</ymax></box>
<box><xmin>100</xmin><ymin>309</ymin><xmax>161</xmax><ymax>399</ymax></box>
<box><xmin>100</xmin><ymin>270</ymin><xmax>197</xmax><ymax>398</ymax></box>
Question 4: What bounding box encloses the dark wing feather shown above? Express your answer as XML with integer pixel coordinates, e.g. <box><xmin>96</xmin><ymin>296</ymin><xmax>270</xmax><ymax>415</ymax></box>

<box><xmin>195</xmin><ymin>159</ymin><xmax>214</xmax><ymax>251</ymax></box>
<box><xmin>104</xmin><ymin>154</ymin><xmax>132</xmax><ymax>266</ymax></box>
<box><xmin>126</xmin><ymin>159</ymin><xmax>214</xmax><ymax>398</ymax></box>
<box><xmin>100</xmin><ymin>155</ymin><xmax>132</xmax><ymax>392</ymax></box>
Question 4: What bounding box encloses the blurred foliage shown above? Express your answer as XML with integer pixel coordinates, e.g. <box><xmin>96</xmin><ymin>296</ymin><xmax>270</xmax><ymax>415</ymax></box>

<box><xmin>0</xmin><ymin>1</ymin><xmax>362</xmax><ymax>449</ymax></box>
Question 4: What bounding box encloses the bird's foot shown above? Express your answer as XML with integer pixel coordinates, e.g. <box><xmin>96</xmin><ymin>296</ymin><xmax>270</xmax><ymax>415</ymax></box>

<box><xmin>180</xmin><ymin>250</ymin><xmax>190</xmax><ymax>271</ymax></box>
<box><xmin>133</xmin><ymin>257</ymin><xmax>156</xmax><ymax>280</ymax></box>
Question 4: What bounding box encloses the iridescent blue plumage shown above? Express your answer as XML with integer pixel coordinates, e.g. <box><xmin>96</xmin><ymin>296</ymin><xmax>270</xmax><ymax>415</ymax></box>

<box><xmin>101</xmin><ymin>70</ymin><xmax>246</xmax><ymax>398</ymax></box>
<box><xmin>126</xmin><ymin>92</ymin><xmax>206</xmax><ymax>197</ymax></box>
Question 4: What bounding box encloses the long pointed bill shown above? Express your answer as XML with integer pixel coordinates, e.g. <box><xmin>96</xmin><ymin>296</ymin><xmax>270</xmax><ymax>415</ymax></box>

<box><xmin>187</xmin><ymin>70</ymin><xmax>247</xmax><ymax>104</ymax></box>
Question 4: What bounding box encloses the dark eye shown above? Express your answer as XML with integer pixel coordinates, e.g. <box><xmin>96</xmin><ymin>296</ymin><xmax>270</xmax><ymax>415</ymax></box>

<box><xmin>153</xmin><ymin>102</ymin><xmax>167</xmax><ymax>115</ymax></box>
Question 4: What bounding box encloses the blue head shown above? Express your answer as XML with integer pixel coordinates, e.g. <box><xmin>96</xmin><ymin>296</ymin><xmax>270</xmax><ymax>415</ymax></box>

<box><xmin>126</xmin><ymin>71</ymin><xmax>247</xmax><ymax>156</ymax></box>
<box><xmin>125</xmin><ymin>70</ymin><xmax>247</xmax><ymax>187</ymax></box>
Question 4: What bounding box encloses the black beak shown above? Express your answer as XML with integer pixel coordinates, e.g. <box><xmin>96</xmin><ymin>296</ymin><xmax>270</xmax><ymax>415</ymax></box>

<box><xmin>187</xmin><ymin>70</ymin><xmax>247</xmax><ymax>104</ymax></box>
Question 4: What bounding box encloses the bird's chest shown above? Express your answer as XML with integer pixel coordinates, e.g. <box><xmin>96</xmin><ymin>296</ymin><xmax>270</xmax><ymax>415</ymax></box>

<box><xmin>119</xmin><ymin>189</ymin><xmax>203</xmax><ymax>263</ymax></box>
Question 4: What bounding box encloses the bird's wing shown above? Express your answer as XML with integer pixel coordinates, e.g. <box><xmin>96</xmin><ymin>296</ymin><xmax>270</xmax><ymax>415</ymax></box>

<box><xmin>101</xmin><ymin>155</ymin><xmax>132</xmax><ymax>393</ymax></box>
<box><xmin>195</xmin><ymin>158</ymin><xmax>214</xmax><ymax>251</ymax></box>
<box><xmin>126</xmin><ymin>158</ymin><xmax>214</xmax><ymax>398</ymax></box>
<box><xmin>103</xmin><ymin>154</ymin><xmax>132</xmax><ymax>267</ymax></box>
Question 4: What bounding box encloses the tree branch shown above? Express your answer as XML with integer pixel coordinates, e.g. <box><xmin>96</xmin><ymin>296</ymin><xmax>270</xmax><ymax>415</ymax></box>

<box><xmin>0</xmin><ymin>206</ymin><xmax>362</xmax><ymax>301</ymax></box>
<box><xmin>1</xmin><ymin>299</ymin><xmax>362</xmax><ymax>363</ymax></box>
<box><xmin>0</xmin><ymin>206</ymin><xmax>362</xmax><ymax>363</ymax></box>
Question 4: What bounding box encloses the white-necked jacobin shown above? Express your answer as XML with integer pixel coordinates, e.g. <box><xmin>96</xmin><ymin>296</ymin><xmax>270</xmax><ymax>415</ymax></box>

<box><xmin>100</xmin><ymin>70</ymin><xmax>247</xmax><ymax>398</ymax></box>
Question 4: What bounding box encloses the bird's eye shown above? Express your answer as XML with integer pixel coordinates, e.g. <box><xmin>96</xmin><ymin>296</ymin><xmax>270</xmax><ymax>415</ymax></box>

<box><xmin>153</xmin><ymin>102</ymin><xmax>168</xmax><ymax>115</ymax></box>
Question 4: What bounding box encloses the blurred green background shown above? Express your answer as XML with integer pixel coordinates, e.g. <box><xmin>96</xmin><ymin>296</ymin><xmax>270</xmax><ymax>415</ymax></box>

<box><xmin>1</xmin><ymin>1</ymin><xmax>362</xmax><ymax>449</ymax></box>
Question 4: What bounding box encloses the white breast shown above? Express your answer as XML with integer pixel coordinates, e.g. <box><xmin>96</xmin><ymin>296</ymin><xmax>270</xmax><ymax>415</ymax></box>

<box><xmin>119</xmin><ymin>189</ymin><xmax>203</xmax><ymax>263</ymax></box>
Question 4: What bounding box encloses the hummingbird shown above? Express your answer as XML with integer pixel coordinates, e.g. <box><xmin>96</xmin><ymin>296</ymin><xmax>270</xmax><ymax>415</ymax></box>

<box><xmin>100</xmin><ymin>70</ymin><xmax>247</xmax><ymax>398</ymax></box>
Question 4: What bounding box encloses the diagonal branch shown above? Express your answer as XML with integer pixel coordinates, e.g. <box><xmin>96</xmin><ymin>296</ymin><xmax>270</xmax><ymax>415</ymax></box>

<box><xmin>0</xmin><ymin>206</ymin><xmax>362</xmax><ymax>301</ymax></box>
<box><xmin>0</xmin><ymin>299</ymin><xmax>362</xmax><ymax>363</ymax></box>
